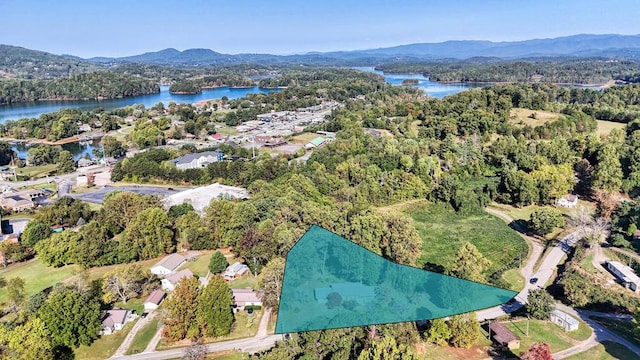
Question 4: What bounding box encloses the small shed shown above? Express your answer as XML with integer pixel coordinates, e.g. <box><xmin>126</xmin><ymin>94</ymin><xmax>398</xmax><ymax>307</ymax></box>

<box><xmin>550</xmin><ymin>309</ymin><xmax>579</xmax><ymax>332</ymax></box>
<box><xmin>489</xmin><ymin>322</ymin><xmax>520</xmax><ymax>350</ymax></box>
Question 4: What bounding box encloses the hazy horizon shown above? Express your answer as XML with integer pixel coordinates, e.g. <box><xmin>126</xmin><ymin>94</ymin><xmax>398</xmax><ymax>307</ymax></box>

<box><xmin>2</xmin><ymin>0</ymin><xmax>640</xmax><ymax>58</ymax></box>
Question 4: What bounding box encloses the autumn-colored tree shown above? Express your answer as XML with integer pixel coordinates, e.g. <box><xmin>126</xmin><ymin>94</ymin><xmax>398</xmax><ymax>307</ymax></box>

<box><xmin>163</xmin><ymin>276</ymin><xmax>201</xmax><ymax>341</ymax></box>
<box><xmin>102</xmin><ymin>264</ymin><xmax>155</xmax><ymax>303</ymax></box>
<box><xmin>521</xmin><ymin>342</ymin><xmax>552</xmax><ymax>360</ymax></box>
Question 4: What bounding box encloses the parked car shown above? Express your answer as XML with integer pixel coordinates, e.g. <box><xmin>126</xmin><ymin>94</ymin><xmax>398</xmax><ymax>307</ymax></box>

<box><xmin>529</xmin><ymin>277</ymin><xmax>538</xmax><ymax>284</ymax></box>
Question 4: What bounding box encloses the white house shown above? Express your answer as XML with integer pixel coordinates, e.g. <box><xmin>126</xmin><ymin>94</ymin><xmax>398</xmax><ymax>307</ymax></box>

<box><xmin>100</xmin><ymin>309</ymin><xmax>137</xmax><ymax>335</ymax></box>
<box><xmin>171</xmin><ymin>150</ymin><xmax>223</xmax><ymax>170</ymax></box>
<box><xmin>223</xmin><ymin>262</ymin><xmax>250</xmax><ymax>282</ymax></box>
<box><xmin>607</xmin><ymin>261</ymin><xmax>640</xmax><ymax>292</ymax></box>
<box><xmin>231</xmin><ymin>288</ymin><xmax>262</xmax><ymax>312</ymax></box>
<box><xmin>161</xmin><ymin>269</ymin><xmax>194</xmax><ymax>291</ymax></box>
<box><xmin>556</xmin><ymin>194</ymin><xmax>578</xmax><ymax>208</ymax></box>
<box><xmin>150</xmin><ymin>253</ymin><xmax>186</xmax><ymax>276</ymax></box>
<box><xmin>144</xmin><ymin>289</ymin><xmax>166</xmax><ymax>311</ymax></box>
<box><xmin>550</xmin><ymin>309</ymin><xmax>579</xmax><ymax>332</ymax></box>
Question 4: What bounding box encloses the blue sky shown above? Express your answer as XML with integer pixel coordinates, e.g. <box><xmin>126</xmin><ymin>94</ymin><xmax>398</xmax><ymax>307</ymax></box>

<box><xmin>1</xmin><ymin>0</ymin><xmax>639</xmax><ymax>58</ymax></box>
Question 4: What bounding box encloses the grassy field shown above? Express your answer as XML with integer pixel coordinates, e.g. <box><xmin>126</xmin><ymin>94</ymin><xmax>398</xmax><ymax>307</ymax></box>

<box><xmin>181</xmin><ymin>251</ymin><xmax>214</xmax><ymax>278</ymax></box>
<box><xmin>0</xmin><ymin>259</ymin><xmax>81</xmax><ymax>302</ymax></box>
<box><xmin>75</xmin><ymin>321</ymin><xmax>136</xmax><ymax>360</ymax></box>
<box><xmin>592</xmin><ymin>317</ymin><xmax>640</xmax><ymax>348</ymax></box>
<box><xmin>504</xmin><ymin>318</ymin><xmax>592</xmax><ymax>353</ymax></box>
<box><xmin>15</xmin><ymin>164</ymin><xmax>58</xmax><ymax>179</ymax></box>
<box><xmin>501</xmin><ymin>269</ymin><xmax>525</xmax><ymax>292</ymax></box>
<box><xmin>565</xmin><ymin>341</ymin><xmax>640</xmax><ymax>360</ymax></box>
<box><xmin>290</xmin><ymin>133</ymin><xmax>320</xmax><ymax>144</ymax></box>
<box><xmin>596</xmin><ymin>119</ymin><xmax>626</xmax><ymax>136</ymax></box>
<box><xmin>403</xmin><ymin>201</ymin><xmax>527</xmax><ymax>276</ymax></box>
<box><xmin>509</xmin><ymin>108</ymin><xmax>560</xmax><ymax>127</ymax></box>
<box><xmin>157</xmin><ymin>310</ymin><xmax>262</xmax><ymax>350</ymax></box>
<box><xmin>581</xmin><ymin>253</ymin><xmax>601</xmax><ymax>274</ymax></box>
<box><xmin>126</xmin><ymin>318</ymin><xmax>160</xmax><ymax>354</ymax></box>
<box><xmin>217</xmin><ymin>127</ymin><xmax>238</xmax><ymax>136</ymax></box>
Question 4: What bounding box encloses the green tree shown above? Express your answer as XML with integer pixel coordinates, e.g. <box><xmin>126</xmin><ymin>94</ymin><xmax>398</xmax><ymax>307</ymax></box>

<box><xmin>38</xmin><ymin>289</ymin><xmax>101</xmax><ymax>348</ymax></box>
<box><xmin>259</xmin><ymin>257</ymin><xmax>285</xmax><ymax>311</ymax></box>
<box><xmin>163</xmin><ymin>276</ymin><xmax>201</xmax><ymax>341</ymax></box>
<box><xmin>197</xmin><ymin>276</ymin><xmax>234</xmax><ymax>337</ymax></box>
<box><xmin>34</xmin><ymin>230</ymin><xmax>80</xmax><ymax>267</ymax></box>
<box><xmin>7</xmin><ymin>317</ymin><xmax>54</xmax><ymax>360</ymax></box>
<box><xmin>6</xmin><ymin>277</ymin><xmax>26</xmax><ymax>313</ymax></box>
<box><xmin>425</xmin><ymin>318</ymin><xmax>452</xmax><ymax>346</ymax></box>
<box><xmin>447</xmin><ymin>242</ymin><xmax>491</xmax><ymax>283</ymax></box>
<box><xmin>592</xmin><ymin>143</ymin><xmax>623</xmax><ymax>191</ymax></box>
<box><xmin>122</xmin><ymin>207</ymin><xmax>174</xmax><ymax>260</ymax></box>
<box><xmin>57</xmin><ymin>150</ymin><xmax>75</xmax><ymax>174</ymax></box>
<box><xmin>101</xmin><ymin>135</ymin><xmax>125</xmax><ymax>158</ymax></box>
<box><xmin>208</xmin><ymin>251</ymin><xmax>228</xmax><ymax>274</ymax></box>
<box><xmin>526</xmin><ymin>289</ymin><xmax>555</xmax><ymax>320</ymax></box>
<box><xmin>21</xmin><ymin>221</ymin><xmax>52</xmax><ymax>248</ymax></box>
<box><xmin>529</xmin><ymin>207</ymin><xmax>565</xmax><ymax>236</ymax></box>
<box><xmin>448</xmin><ymin>313</ymin><xmax>480</xmax><ymax>349</ymax></box>
<box><xmin>102</xmin><ymin>192</ymin><xmax>162</xmax><ymax>231</ymax></box>
<box><xmin>357</xmin><ymin>335</ymin><xmax>415</xmax><ymax>360</ymax></box>
<box><xmin>175</xmin><ymin>211</ymin><xmax>206</xmax><ymax>251</ymax></box>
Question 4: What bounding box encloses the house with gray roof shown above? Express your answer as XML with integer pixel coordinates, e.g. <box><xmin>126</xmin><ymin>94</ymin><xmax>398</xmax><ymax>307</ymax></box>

<box><xmin>161</xmin><ymin>269</ymin><xmax>194</xmax><ymax>291</ymax></box>
<box><xmin>171</xmin><ymin>150</ymin><xmax>223</xmax><ymax>170</ymax></box>
<box><xmin>223</xmin><ymin>262</ymin><xmax>250</xmax><ymax>281</ymax></box>
<box><xmin>100</xmin><ymin>308</ymin><xmax>137</xmax><ymax>335</ymax></box>
<box><xmin>150</xmin><ymin>253</ymin><xmax>186</xmax><ymax>276</ymax></box>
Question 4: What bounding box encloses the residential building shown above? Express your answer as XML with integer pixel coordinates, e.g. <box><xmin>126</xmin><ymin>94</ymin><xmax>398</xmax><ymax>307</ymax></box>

<box><xmin>151</xmin><ymin>253</ymin><xmax>187</xmax><ymax>276</ymax></box>
<box><xmin>77</xmin><ymin>158</ymin><xmax>95</xmax><ymax>167</ymax></box>
<box><xmin>161</xmin><ymin>269</ymin><xmax>194</xmax><ymax>291</ymax></box>
<box><xmin>489</xmin><ymin>322</ymin><xmax>520</xmax><ymax>350</ymax></box>
<box><xmin>0</xmin><ymin>195</ymin><xmax>34</xmax><ymax>212</ymax></box>
<box><xmin>231</xmin><ymin>288</ymin><xmax>263</xmax><ymax>312</ymax></box>
<box><xmin>556</xmin><ymin>194</ymin><xmax>578</xmax><ymax>208</ymax></box>
<box><xmin>100</xmin><ymin>309</ymin><xmax>137</xmax><ymax>335</ymax></box>
<box><xmin>171</xmin><ymin>150</ymin><xmax>223</xmax><ymax>170</ymax></box>
<box><xmin>223</xmin><ymin>262</ymin><xmax>250</xmax><ymax>281</ymax></box>
<box><xmin>550</xmin><ymin>309</ymin><xmax>579</xmax><ymax>332</ymax></box>
<box><xmin>144</xmin><ymin>289</ymin><xmax>166</xmax><ymax>311</ymax></box>
<box><xmin>607</xmin><ymin>261</ymin><xmax>640</xmax><ymax>292</ymax></box>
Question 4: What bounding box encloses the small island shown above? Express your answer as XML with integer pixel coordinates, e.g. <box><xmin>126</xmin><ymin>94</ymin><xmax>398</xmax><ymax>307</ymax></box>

<box><xmin>401</xmin><ymin>79</ymin><xmax>419</xmax><ymax>86</ymax></box>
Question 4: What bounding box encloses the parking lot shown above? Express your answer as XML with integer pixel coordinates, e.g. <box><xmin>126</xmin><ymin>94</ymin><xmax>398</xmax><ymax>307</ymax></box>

<box><xmin>69</xmin><ymin>185</ymin><xmax>190</xmax><ymax>204</ymax></box>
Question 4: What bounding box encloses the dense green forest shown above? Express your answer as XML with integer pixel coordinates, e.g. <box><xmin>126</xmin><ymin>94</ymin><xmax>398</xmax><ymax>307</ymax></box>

<box><xmin>376</xmin><ymin>59</ymin><xmax>640</xmax><ymax>84</ymax></box>
<box><xmin>0</xmin><ymin>72</ymin><xmax>159</xmax><ymax>104</ymax></box>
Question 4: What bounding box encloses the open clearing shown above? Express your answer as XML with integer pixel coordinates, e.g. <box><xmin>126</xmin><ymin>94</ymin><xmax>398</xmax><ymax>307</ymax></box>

<box><xmin>509</xmin><ymin>108</ymin><xmax>560</xmax><ymax>127</ymax></box>
<box><xmin>399</xmin><ymin>201</ymin><xmax>527</xmax><ymax>279</ymax></box>
<box><xmin>504</xmin><ymin>318</ymin><xmax>592</xmax><ymax>353</ymax></box>
<box><xmin>596</xmin><ymin>119</ymin><xmax>626</xmax><ymax>136</ymax></box>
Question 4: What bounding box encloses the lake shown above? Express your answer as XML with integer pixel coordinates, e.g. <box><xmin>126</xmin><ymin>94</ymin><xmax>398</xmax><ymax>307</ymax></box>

<box><xmin>0</xmin><ymin>85</ymin><xmax>280</xmax><ymax>123</ymax></box>
<box><xmin>12</xmin><ymin>138</ymin><xmax>101</xmax><ymax>161</ymax></box>
<box><xmin>0</xmin><ymin>70</ymin><xmax>477</xmax><ymax>123</ymax></box>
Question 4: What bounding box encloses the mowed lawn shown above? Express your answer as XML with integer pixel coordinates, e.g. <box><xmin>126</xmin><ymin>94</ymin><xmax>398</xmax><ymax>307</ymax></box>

<box><xmin>404</xmin><ymin>201</ymin><xmax>527</xmax><ymax>276</ymax></box>
<box><xmin>509</xmin><ymin>108</ymin><xmax>560</xmax><ymax>127</ymax></box>
<box><xmin>565</xmin><ymin>341</ymin><xmax>640</xmax><ymax>360</ymax></box>
<box><xmin>0</xmin><ymin>259</ymin><xmax>81</xmax><ymax>302</ymax></box>
<box><xmin>596</xmin><ymin>119</ymin><xmax>626</xmax><ymax>136</ymax></box>
<box><xmin>504</xmin><ymin>318</ymin><xmax>592</xmax><ymax>353</ymax></box>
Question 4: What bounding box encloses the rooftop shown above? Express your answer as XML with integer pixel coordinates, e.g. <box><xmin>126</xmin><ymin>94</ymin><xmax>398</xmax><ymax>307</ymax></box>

<box><xmin>608</xmin><ymin>261</ymin><xmax>640</xmax><ymax>283</ymax></box>
<box><xmin>172</xmin><ymin>150</ymin><xmax>223</xmax><ymax>165</ymax></box>
<box><xmin>102</xmin><ymin>309</ymin><xmax>129</xmax><ymax>328</ymax></box>
<box><xmin>153</xmin><ymin>253</ymin><xmax>186</xmax><ymax>272</ymax></box>
<box><xmin>162</xmin><ymin>183</ymin><xmax>249</xmax><ymax>214</ymax></box>
<box><xmin>145</xmin><ymin>289</ymin><xmax>166</xmax><ymax>305</ymax></box>
<box><xmin>165</xmin><ymin>269</ymin><xmax>194</xmax><ymax>285</ymax></box>
<box><xmin>489</xmin><ymin>322</ymin><xmax>519</xmax><ymax>344</ymax></box>
<box><xmin>550</xmin><ymin>309</ymin><xmax>579</xmax><ymax>326</ymax></box>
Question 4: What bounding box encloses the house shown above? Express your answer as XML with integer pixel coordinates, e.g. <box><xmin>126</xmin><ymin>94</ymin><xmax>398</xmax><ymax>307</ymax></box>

<box><xmin>151</xmin><ymin>253</ymin><xmax>187</xmax><ymax>276</ymax></box>
<box><xmin>550</xmin><ymin>309</ymin><xmax>579</xmax><ymax>332</ymax></box>
<box><xmin>304</xmin><ymin>137</ymin><xmax>326</xmax><ymax>150</ymax></box>
<box><xmin>489</xmin><ymin>322</ymin><xmax>520</xmax><ymax>350</ymax></box>
<box><xmin>556</xmin><ymin>194</ymin><xmax>578</xmax><ymax>208</ymax></box>
<box><xmin>223</xmin><ymin>262</ymin><xmax>250</xmax><ymax>281</ymax></box>
<box><xmin>161</xmin><ymin>269</ymin><xmax>194</xmax><ymax>291</ymax></box>
<box><xmin>144</xmin><ymin>289</ymin><xmax>166</xmax><ymax>311</ymax></box>
<box><xmin>100</xmin><ymin>309</ymin><xmax>137</xmax><ymax>335</ymax></box>
<box><xmin>0</xmin><ymin>195</ymin><xmax>34</xmax><ymax>212</ymax></box>
<box><xmin>314</xmin><ymin>282</ymin><xmax>376</xmax><ymax>306</ymax></box>
<box><xmin>231</xmin><ymin>288</ymin><xmax>263</xmax><ymax>311</ymax></box>
<box><xmin>78</xmin><ymin>123</ymin><xmax>92</xmax><ymax>133</ymax></box>
<box><xmin>171</xmin><ymin>150</ymin><xmax>224</xmax><ymax>170</ymax></box>
<box><xmin>607</xmin><ymin>261</ymin><xmax>640</xmax><ymax>292</ymax></box>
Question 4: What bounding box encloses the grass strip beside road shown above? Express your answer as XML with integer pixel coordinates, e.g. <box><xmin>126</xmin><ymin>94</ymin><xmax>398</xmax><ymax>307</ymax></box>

<box><xmin>126</xmin><ymin>318</ymin><xmax>160</xmax><ymax>355</ymax></box>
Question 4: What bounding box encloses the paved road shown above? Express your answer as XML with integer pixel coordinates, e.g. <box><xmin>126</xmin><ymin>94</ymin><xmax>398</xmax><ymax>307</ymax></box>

<box><xmin>112</xmin><ymin>309</ymin><xmax>277</xmax><ymax>360</ymax></box>
<box><xmin>552</xmin><ymin>304</ymin><xmax>640</xmax><ymax>359</ymax></box>
<box><xmin>478</xmin><ymin>208</ymin><xmax>575</xmax><ymax>321</ymax></box>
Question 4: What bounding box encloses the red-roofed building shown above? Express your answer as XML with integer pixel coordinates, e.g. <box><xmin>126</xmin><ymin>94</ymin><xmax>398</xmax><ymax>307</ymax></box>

<box><xmin>489</xmin><ymin>322</ymin><xmax>520</xmax><ymax>350</ymax></box>
<box><xmin>144</xmin><ymin>289</ymin><xmax>166</xmax><ymax>311</ymax></box>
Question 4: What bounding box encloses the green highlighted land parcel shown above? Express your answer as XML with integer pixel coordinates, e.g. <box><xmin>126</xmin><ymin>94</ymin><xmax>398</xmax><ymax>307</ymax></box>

<box><xmin>275</xmin><ymin>225</ymin><xmax>517</xmax><ymax>333</ymax></box>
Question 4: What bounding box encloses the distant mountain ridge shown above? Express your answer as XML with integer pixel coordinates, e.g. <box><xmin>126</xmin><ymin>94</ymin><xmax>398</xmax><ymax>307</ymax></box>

<box><xmin>3</xmin><ymin>34</ymin><xmax>640</xmax><ymax>70</ymax></box>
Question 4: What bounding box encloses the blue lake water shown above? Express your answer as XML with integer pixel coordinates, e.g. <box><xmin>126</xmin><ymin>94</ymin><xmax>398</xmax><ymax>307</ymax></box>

<box><xmin>0</xmin><ymin>85</ymin><xmax>280</xmax><ymax>123</ymax></box>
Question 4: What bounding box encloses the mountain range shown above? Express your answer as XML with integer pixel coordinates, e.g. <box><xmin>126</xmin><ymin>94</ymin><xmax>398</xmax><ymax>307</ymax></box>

<box><xmin>2</xmin><ymin>34</ymin><xmax>640</xmax><ymax>71</ymax></box>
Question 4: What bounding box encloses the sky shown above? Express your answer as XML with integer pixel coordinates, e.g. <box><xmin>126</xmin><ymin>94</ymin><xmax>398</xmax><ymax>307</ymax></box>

<box><xmin>1</xmin><ymin>0</ymin><xmax>639</xmax><ymax>58</ymax></box>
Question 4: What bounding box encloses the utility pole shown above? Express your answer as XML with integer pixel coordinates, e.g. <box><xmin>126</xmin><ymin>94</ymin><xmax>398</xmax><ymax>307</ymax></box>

<box><xmin>487</xmin><ymin>319</ymin><xmax>491</xmax><ymax>340</ymax></box>
<box><xmin>526</xmin><ymin>315</ymin><xmax>530</xmax><ymax>337</ymax></box>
